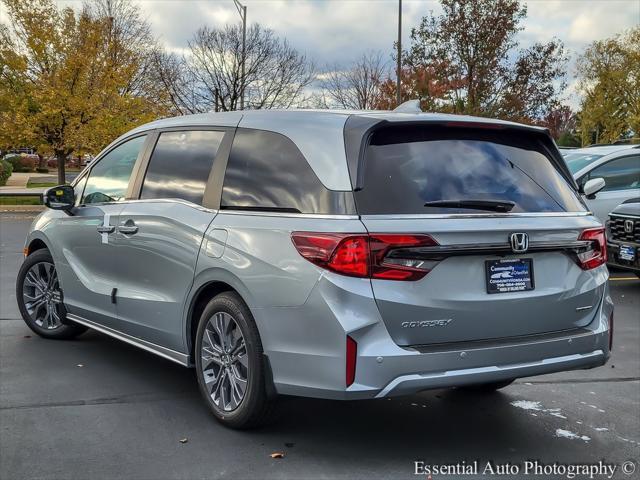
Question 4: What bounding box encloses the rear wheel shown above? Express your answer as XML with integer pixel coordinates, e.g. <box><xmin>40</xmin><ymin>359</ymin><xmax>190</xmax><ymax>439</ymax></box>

<box><xmin>16</xmin><ymin>249</ymin><xmax>87</xmax><ymax>339</ymax></box>
<box><xmin>195</xmin><ymin>292</ymin><xmax>278</xmax><ymax>429</ymax></box>
<box><xmin>460</xmin><ymin>379</ymin><xmax>515</xmax><ymax>392</ymax></box>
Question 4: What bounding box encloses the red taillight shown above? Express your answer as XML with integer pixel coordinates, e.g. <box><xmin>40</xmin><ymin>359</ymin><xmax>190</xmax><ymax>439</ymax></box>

<box><xmin>291</xmin><ymin>232</ymin><xmax>438</xmax><ymax>281</ymax></box>
<box><xmin>608</xmin><ymin>311</ymin><xmax>614</xmax><ymax>351</ymax></box>
<box><xmin>346</xmin><ymin>335</ymin><xmax>357</xmax><ymax>387</ymax></box>
<box><xmin>369</xmin><ymin>234</ymin><xmax>438</xmax><ymax>280</ymax></box>
<box><xmin>291</xmin><ymin>233</ymin><xmax>369</xmax><ymax>277</ymax></box>
<box><xmin>577</xmin><ymin>227</ymin><xmax>607</xmax><ymax>270</ymax></box>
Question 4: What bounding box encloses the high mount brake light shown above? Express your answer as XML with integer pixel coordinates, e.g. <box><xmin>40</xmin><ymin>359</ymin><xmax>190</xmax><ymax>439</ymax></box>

<box><xmin>577</xmin><ymin>227</ymin><xmax>607</xmax><ymax>270</ymax></box>
<box><xmin>291</xmin><ymin>232</ymin><xmax>438</xmax><ymax>281</ymax></box>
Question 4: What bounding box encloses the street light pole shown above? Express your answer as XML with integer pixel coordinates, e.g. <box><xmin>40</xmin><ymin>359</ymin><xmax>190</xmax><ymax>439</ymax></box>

<box><xmin>233</xmin><ymin>0</ymin><xmax>247</xmax><ymax>110</ymax></box>
<box><xmin>396</xmin><ymin>0</ymin><xmax>402</xmax><ymax>107</ymax></box>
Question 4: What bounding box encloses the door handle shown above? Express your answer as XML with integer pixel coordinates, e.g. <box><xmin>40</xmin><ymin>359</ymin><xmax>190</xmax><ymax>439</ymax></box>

<box><xmin>96</xmin><ymin>225</ymin><xmax>115</xmax><ymax>234</ymax></box>
<box><xmin>118</xmin><ymin>222</ymin><xmax>138</xmax><ymax>235</ymax></box>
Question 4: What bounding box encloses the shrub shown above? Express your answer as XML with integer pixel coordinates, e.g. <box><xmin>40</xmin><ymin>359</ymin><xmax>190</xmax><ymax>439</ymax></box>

<box><xmin>6</xmin><ymin>154</ymin><xmax>36</xmax><ymax>172</ymax></box>
<box><xmin>0</xmin><ymin>159</ymin><xmax>13</xmax><ymax>186</ymax></box>
<box><xmin>35</xmin><ymin>167</ymin><xmax>49</xmax><ymax>173</ymax></box>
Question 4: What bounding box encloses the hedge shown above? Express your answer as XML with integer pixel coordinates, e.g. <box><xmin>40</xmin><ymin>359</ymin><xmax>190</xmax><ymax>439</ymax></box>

<box><xmin>0</xmin><ymin>159</ymin><xmax>13</xmax><ymax>186</ymax></box>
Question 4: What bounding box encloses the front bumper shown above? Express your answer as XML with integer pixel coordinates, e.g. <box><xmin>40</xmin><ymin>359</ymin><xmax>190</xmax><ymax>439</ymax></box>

<box><xmin>257</xmin><ymin>272</ymin><xmax>612</xmax><ymax>400</ymax></box>
<box><xmin>607</xmin><ymin>239</ymin><xmax>640</xmax><ymax>273</ymax></box>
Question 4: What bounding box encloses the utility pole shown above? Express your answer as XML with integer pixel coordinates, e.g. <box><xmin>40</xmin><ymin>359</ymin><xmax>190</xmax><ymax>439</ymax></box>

<box><xmin>233</xmin><ymin>0</ymin><xmax>247</xmax><ymax>110</ymax></box>
<box><xmin>396</xmin><ymin>0</ymin><xmax>402</xmax><ymax>107</ymax></box>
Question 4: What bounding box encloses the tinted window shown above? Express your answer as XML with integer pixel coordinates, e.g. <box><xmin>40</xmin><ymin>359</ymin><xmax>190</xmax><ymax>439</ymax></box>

<box><xmin>586</xmin><ymin>155</ymin><xmax>640</xmax><ymax>191</ymax></box>
<box><xmin>141</xmin><ymin>130</ymin><xmax>224</xmax><ymax>205</ymax></box>
<box><xmin>221</xmin><ymin>129</ymin><xmax>346</xmax><ymax>214</ymax></box>
<box><xmin>355</xmin><ymin>126</ymin><xmax>584</xmax><ymax>214</ymax></box>
<box><xmin>82</xmin><ymin>135</ymin><xmax>146</xmax><ymax>204</ymax></box>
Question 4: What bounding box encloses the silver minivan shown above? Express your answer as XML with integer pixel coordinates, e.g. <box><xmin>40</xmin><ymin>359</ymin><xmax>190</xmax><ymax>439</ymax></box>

<box><xmin>17</xmin><ymin>110</ymin><xmax>613</xmax><ymax>428</ymax></box>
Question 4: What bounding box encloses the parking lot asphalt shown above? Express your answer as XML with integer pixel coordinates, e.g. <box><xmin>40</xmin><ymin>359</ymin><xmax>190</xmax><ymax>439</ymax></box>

<box><xmin>1</xmin><ymin>212</ymin><xmax>639</xmax><ymax>480</ymax></box>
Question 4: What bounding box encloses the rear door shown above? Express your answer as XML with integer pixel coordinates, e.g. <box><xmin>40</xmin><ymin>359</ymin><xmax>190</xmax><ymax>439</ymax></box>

<box><xmin>113</xmin><ymin>129</ymin><xmax>228</xmax><ymax>351</ymax></box>
<box><xmin>354</xmin><ymin>124</ymin><xmax>606</xmax><ymax>346</ymax></box>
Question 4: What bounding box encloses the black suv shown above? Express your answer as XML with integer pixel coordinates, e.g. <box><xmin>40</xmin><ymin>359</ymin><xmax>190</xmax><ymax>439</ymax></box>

<box><xmin>607</xmin><ymin>198</ymin><xmax>640</xmax><ymax>277</ymax></box>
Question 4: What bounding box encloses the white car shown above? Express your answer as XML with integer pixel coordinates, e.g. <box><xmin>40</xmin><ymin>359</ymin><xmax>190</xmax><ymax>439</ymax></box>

<box><xmin>567</xmin><ymin>145</ymin><xmax>640</xmax><ymax>221</ymax></box>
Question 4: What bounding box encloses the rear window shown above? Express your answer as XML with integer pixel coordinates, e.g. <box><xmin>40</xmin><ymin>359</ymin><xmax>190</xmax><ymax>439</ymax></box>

<box><xmin>355</xmin><ymin>125</ymin><xmax>585</xmax><ymax>215</ymax></box>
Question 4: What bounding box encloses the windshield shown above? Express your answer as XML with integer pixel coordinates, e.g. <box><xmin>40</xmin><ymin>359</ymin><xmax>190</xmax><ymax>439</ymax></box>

<box><xmin>564</xmin><ymin>153</ymin><xmax>604</xmax><ymax>174</ymax></box>
<box><xmin>355</xmin><ymin>125</ymin><xmax>585</xmax><ymax>215</ymax></box>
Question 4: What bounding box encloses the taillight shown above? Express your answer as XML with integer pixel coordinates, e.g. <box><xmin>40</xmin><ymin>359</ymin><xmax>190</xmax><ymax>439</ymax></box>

<box><xmin>369</xmin><ymin>234</ymin><xmax>438</xmax><ymax>280</ymax></box>
<box><xmin>291</xmin><ymin>232</ymin><xmax>438</xmax><ymax>281</ymax></box>
<box><xmin>346</xmin><ymin>335</ymin><xmax>357</xmax><ymax>387</ymax></box>
<box><xmin>577</xmin><ymin>227</ymin><xmax>607</xmax><ymax>270</ymax></box>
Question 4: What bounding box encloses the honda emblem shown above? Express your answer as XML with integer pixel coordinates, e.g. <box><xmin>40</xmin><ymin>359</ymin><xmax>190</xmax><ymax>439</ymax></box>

<box><xmin>510</xmin><ymin>232</ymin><xmax>529</xmax><ymax>253</ymax></box>
<box><xmin>624</xmin><ymin>219</ymin><xmax>634</xmax><ymax>234</ymax></box>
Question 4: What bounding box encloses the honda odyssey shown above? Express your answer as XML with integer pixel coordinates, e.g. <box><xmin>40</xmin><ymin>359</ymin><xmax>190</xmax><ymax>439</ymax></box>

<box><xmin>17</xmin><ymin>109</ymin><xmax>613</xmax><ymax>428</ymax></box>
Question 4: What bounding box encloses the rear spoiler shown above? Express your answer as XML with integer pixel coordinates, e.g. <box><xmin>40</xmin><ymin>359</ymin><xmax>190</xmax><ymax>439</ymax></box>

<box><xmin>343</xmin><ymin>116</ymin><xmax>579</xmax><ymax>193</ymax></box>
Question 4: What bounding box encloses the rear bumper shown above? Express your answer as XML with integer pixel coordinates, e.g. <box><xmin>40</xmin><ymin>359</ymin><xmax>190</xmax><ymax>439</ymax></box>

<box><xmin>258</xmin><ymin>271</ymin><xmax>612</xmax><ymax>400</ymax></box>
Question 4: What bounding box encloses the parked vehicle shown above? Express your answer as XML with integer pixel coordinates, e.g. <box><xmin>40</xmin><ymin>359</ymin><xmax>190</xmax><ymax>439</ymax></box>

<box><xmin>567</xmin><ymin>146</ymin><xmax>640</xmax><ymax>221</ymax></box>
<box><xmin>606</xmin><ymin>198</ymin><xmax>640</xmax><ymax>277</ymax></box>
<box><xmin>17</xmin><ymin>110</ymin><xmax>613</xmax><ymax>428</ymax></box>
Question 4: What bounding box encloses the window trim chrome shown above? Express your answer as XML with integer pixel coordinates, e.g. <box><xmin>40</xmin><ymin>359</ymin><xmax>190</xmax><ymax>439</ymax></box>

<box><xmin>360</xmin><ymin>211</ymin><xmax>593</xmax><ymax>220</ymax></box>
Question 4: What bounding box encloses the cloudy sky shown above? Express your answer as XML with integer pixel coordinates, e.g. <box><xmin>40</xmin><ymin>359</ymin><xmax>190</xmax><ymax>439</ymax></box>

<box><xmin>2</xmin><ymin>0</ymin><xmax>639</xmax><ymax>106</ymax></box>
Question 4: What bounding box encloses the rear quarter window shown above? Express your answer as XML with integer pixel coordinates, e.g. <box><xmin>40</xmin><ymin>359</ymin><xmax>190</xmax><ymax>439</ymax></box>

<box><xmin>355</xmin><ymin>125</ymin><xmax>585</xmax><ymax>215</ymax></box>
<box><xmin>221</xmin><ymin>128</ymin><xmax>352</xmax><ymax>214</ymax></box>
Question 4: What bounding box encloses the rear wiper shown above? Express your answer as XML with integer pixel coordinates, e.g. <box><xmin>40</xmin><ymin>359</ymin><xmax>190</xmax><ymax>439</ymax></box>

<box><xmin>423</xmin><ymin>199</ymin><xmax>516</xmax><ymax>213</ymax></box>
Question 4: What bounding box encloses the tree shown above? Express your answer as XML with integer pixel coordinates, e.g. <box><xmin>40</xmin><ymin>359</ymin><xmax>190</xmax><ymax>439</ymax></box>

<box><xmin>319</xmin><ymin>52</ymin><xmax>388</xmax><ymax>109</ymax></box>
<box><xmin>540</xmin><ymin>106</ymin><xmax>579</xmax><ymax>146</ymax></box>
<box><xmin>404</xmin><ymin>0</ymin><xmax>567</xmax><ymax>122</ymax></box>
<box><xmin>372</xmin><ymin>64</ymin><xmax>464</xmax><ymax>111</ymax></box>
<box><xmin>577</xmin><ymin>27</ymin><xmax>640</xmax><ymax>145</ymax></box>
<box><xmin>160</xmin><ymin>23</ymin><xmax>315</xmax><ymax>113</ymax></box>
<box><xmin>0</xmin><ymin>0</ymin><xmax>166</xmax><ymax>184</ymax></box>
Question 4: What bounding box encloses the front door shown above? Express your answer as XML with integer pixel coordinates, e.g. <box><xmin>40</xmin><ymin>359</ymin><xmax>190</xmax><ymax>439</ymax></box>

<box><xmin>583</xmin><ymin>154</ymin><xmax>640</xmax><ymax>221</ymax></box>
<box><xmin>55</xmin><ymin>135</ymin><xmax>148</xmax><ymax>332</ymax></box>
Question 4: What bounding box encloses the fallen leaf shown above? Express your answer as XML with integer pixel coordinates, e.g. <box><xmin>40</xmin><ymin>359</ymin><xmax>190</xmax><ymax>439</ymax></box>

<box><xmin>76</xmin><ymin>364</ymin><xmax>84</xmax><ymax>368</ymax></box>
<box><xmin>284</xmin><ymin>442</ymin><xmax>295</xmax><ymax>448</ymax></box>
<box><xmin>270</xmin><ymin>452</ymin><xmax>285</xmax><ymax>459</ymax></box>
<box><xmin>179</xmin><ymin>438</ymin><xmax>188</xmax><ymax>444</ymax></box>
<box><xmin>23</xmin><ymin>335</ymin><xmax>31</xmax><ymax>338</ymax></box>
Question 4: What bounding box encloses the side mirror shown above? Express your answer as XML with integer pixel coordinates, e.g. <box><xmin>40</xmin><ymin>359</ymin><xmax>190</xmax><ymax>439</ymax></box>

<box><xmin>583</xmin><ymin>177</ymin><xmax>606</xmax><ymax>199</ymax></box>
<box><xmin>44</xmin><ymin>185</ymin><xmax>75</xmax><ymax>211</ymax></box>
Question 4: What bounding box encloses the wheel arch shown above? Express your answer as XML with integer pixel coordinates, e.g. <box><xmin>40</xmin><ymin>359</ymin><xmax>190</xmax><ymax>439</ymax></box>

<box><xmin>184</xmin><ymin>269</ymin><xmax>257</xmax><ymax>363</ymax></box>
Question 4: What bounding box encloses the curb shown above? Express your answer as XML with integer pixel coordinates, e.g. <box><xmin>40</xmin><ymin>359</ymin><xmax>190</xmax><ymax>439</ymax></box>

<box><xmin>0</xmin><ymin>205</ymin><xmax>45</xmax><ymax>212</ymax></box>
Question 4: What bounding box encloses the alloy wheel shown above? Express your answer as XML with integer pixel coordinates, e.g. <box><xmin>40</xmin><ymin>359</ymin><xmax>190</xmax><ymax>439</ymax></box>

<box><xmin>22</xmin><ymin>261</ymin><xmax>63</xmax><ymax>330</ymax></box>
<box><xmin>200</xmin><ymin>312</ymin><xmax>248</xmax><ymax>411</ymax></box>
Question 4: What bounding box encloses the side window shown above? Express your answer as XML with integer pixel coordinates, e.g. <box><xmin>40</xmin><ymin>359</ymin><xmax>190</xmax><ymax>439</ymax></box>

<box><xmin>588</xmin><ymin>155</ymin><xmax>640</xmax><ymax>192</ymax></box>
<box><xmin>82</xmin><ymin>135</ymin><xmax>146</xmax><ymax>204</ymax></box>
<box><xmin>221</xmin><ymin>129</ymin><xmax>336</xmax><ymax>214</ymax></box>
<box><xmin>141</xmin><ymin>130</ymin><xmax>224</xmax><ymax>205</ymax></box>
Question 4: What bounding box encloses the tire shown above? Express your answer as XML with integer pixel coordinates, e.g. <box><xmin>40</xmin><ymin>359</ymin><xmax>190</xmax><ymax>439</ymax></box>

<box><xmin>195</xmin><ymin>291</ymin><xmax>278</xmax><ymax>429</ymax></box>
<box><xmin>16</xmin><ymin>249</ymin><xmax>87</xmax><ymax>339</ymax></box>
<box><xmin>460</xmin><ymin>379</ymin><xmax>515</xmax><ymax>392</ymax></box>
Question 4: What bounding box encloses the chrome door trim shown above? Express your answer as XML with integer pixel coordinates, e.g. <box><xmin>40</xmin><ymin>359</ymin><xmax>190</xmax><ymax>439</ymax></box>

<box><xmin>360</xmin><ymin>211</ymin><xmax>593</xmax><ymax>220</ymax></box>
<box><xmin>67</xmin><ymin>313</ymin><xmax>190</xmax><ymax>367</ymax></box>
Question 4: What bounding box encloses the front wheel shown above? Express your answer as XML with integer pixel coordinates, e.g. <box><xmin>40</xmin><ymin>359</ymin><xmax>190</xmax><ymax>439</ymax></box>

<box><xmin>195</xmin><ymin>292</ymin><xmax>278</xmax><ymax>429</ymax></box>
<box><xmin>16</xmin><ymin>249</ymin><xmax>86</xmax><ymax>339</ymax></box>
